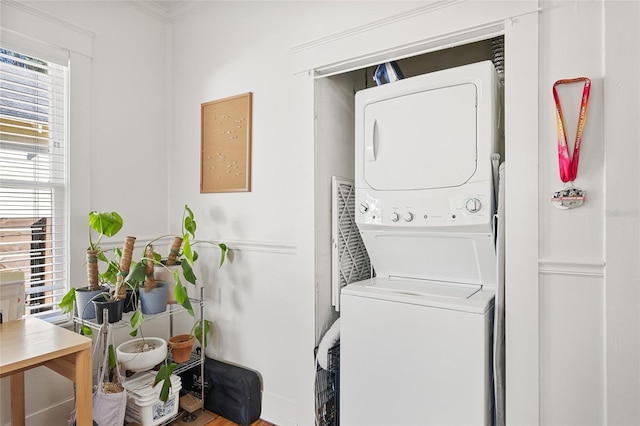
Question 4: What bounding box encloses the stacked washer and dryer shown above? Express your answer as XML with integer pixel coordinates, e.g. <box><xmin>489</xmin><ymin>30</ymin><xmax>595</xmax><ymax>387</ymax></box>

<box><xmin>340</xmin><ymin>61</ymin><xmax>501</xmax><ymax>425</ymax></box>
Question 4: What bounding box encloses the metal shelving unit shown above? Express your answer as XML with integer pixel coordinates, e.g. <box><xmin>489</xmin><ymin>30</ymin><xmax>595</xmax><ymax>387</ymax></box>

<box><xmin>73</xmin><ymin>287</ymin><xmax>207</xmax><ymax>425</ymax></box>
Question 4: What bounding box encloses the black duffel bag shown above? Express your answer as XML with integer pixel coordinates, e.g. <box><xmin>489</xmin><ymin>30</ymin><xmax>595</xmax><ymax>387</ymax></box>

<box><xmin>204</xmin><ymin>357</ymin><xmax>262</xmax><ymax>426</ymax></box>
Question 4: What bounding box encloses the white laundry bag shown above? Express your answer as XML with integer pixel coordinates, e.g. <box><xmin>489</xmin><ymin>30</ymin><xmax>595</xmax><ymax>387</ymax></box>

<box><xmin>69</xmin><ymin>323</ymin><xmax>126</xmax><ymax>426</ymax></box>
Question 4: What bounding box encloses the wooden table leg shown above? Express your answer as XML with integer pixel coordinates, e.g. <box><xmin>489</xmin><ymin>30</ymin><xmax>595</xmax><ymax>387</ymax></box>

<box><xmin>10</xmin><ymin>371</ymin><xmax>25</xmax><ymax>426</ymax></box>
<box><xmin>74</xmin><ymin>347</ymin><xmax>93</xmax><ymax>426</ymax></box>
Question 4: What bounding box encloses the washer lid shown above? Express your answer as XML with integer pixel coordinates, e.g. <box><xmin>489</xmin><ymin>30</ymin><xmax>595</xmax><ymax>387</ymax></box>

<box><xmin>359</xmin><ymin>230</ymin><xmax>497</xmax><ymax>289</ymax></box>
<box><xmin>362</xmin><ymin>83</ymin><xmax>478</xmax><ymax>191</ymax></box>
<box><xmin>369</xmin><ymin>278</ymin><xmax>481</xmax><ymax>299</ymax></box>
<box><xmin>342</xmin><ymin>278</ymin><xmax>494</xmax><ymax>314</ymax></box>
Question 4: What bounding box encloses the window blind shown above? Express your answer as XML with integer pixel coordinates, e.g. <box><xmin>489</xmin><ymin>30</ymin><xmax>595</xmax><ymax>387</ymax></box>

<box><xmin>0</xmin><ymin>46</ymin><xmax>69</xmax><ymax>322</ymax></box>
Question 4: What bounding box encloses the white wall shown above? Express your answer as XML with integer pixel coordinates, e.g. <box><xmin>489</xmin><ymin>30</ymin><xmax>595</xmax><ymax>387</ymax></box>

<box><xmin>538</xmin><ymin>1</ymin><xmax>640</xmax><ymax>424</ymax></box>
<box><xmin>538</xmin><ymin>1</ymin><xmax>606</xmax><ymax>423</ymax></box>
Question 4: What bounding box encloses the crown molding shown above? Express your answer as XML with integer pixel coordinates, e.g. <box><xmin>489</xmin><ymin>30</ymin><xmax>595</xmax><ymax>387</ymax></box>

<box><xmin>123</xmin><ymin>0</ymin><xmax>213</xmax><ymax>24</ymax></box>
<box><xmin>290</xmin><ymin>0</ymin><xmax>539</xmax><ymax>75</ymax></box>
<box><xmin>2</xmin><ymin>0</ymin><xmax>95</xmax><ymax>57</ymax></box>
<box><xmin>124</xmin><ymin>0</ymin><xmax>172</xmax><ymax>23</ymax></box>
<box><xmin>291</xmin><ymin>0</ymin><xmax>465</xmax><ymax>54</ymax></box>
<box><xmin>3</xmin><ymin>0</ymin><xmax>96</xmax><ymax>39</ymax></box>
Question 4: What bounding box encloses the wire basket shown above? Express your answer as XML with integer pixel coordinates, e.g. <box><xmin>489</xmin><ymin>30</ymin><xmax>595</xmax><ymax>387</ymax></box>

<box><xmin>315</xmin><ymin>343</ymin><xmax>340</xmax><ymax>426</ymax></box>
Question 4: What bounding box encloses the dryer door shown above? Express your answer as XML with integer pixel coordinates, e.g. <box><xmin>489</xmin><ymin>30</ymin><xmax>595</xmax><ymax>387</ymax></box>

<box><xmin>362</xmin><ymin>83</ymin><xmax>477</xmax><ymax>191</ymax></box>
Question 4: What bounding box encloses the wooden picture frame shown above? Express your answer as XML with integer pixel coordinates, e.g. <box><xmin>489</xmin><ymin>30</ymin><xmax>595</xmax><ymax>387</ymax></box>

<box><xmin>200</xmin><ymin>92</ymin><xmax>252</xmax><ymax>193</ymax></box>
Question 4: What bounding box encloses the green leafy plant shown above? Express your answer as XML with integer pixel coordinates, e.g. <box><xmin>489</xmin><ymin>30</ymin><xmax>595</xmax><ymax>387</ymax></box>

<box><xmin>89</xmin><ymin>212</ymin><xmax>124</xmax><ymax>253</ymax></box>
<box><xmin>59</xmin><ymin>211</ymin><xmax>124</xmax><ymax>318</ymax></box>
<box><xmin>61</xmin><ymin>205</ymin><xmax>227</xmax><ymax>402</ymax></box>
<box><xmin>126</xmin><ymin>205</ymin><xmax>226</xmax><ymax>338</ymax></box>
<box><xmin>153</xmin><ymin>319</ymin><xmax>211</xmax><ymax>403</ymax></box>
<box><xmin>153</xmin><ymin>362</ymin><xmax>176</xmax><ymax>403</ymax></box>
<box><xmin>59</xmin><ymin>287</ymin><xmax>77</xmax><ymax>316</ymax></box>
<box><xmin>193</xmin><ymin>317</ymin><xmax>211</xmax><ymax>348</ymax></box>
<box><xmin>141</xmin><ymin>205</ymin><xmax>226</xmax><ymax>402</ymax></box>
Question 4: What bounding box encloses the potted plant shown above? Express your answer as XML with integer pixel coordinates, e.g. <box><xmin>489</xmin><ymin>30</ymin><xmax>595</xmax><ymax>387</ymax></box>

<box><xmin>144</xmin><ymin>205</ymin><xmax>227</xmax><ymax>402</ymax></box>
<box><xmin>167</xmin><ymin>317</ymin><xmax>211</xmax><ymax>363</ymax></box>
<box><xmin>151</xmin><ymin>316</ymin><xmax>211</xmax><ymax>402</ymax></box>
<box><xmin>116</xmin><ymin>334</ymin><xmax>168</xmax><ymax>373</ymax></box>
<box><xmin>92</xmin><ymin>234</ymin><xmax>137</xmax><ymax>324</ymax></box>
<box><xmin>60</xmin><ymin>211</ymin><xmax>124</xmax><ymax>320</ymax></box>
<box><xmin>127</xmin><ymin>205</ymin><xmax>227</xmax><ymax>330</ymax></box>
<box><xmin>63</xmin><ymin>205</ymin><xmax>227</xmax><ymax>402</ymax></box>
<box><xmin>134</xmin><ymin>244</ymin><xmax>169</xmax><ymax>315</ymax></box>
<box><xmin>167</xmin><ymin>333</ymin><xmax>194</xmax><ymax>364</ymax></box>
<box><xmin>112</xmin><ymin>204</ymin><xmax>225</xmax><ymax>402</ymax></box>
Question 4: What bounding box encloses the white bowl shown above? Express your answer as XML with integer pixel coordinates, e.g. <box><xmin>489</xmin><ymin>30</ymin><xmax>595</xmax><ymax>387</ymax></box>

<box><xmin>116</xmin><ymin>337</ymin><xmax>167</xmax><ymax>372</ymax></box>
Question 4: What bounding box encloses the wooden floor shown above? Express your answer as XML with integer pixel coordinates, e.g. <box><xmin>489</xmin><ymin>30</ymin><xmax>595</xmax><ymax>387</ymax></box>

<box><xmin>168</xmin><ymin>410</ymin><xmax>272</xmax><ymax>426</ymax></box>
<box><xmin>204</xmin><ymin>412</ymin><xmax>272</xmax><ymax>426</ymax></box>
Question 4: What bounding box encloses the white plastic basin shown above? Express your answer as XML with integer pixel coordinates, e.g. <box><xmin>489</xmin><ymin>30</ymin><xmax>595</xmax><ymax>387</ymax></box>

<box><xmin>116</xmin><ymin>337</ymin><xmax>167</xmax><ymax>372</ymax></box>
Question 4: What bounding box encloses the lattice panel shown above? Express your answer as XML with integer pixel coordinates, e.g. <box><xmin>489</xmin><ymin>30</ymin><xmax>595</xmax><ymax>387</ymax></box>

<box><xmin>332</xmin><ymin>177</ymin><xmax>372</xmax><ymax>312</ymax></box>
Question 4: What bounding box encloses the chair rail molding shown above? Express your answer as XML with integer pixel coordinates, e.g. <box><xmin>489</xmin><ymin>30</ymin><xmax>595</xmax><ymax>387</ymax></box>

<box><xmin>214</xmin><ymin>239</ymin><xmax>297</xmax><ymax>255</ymax></box>
<box><xmin>103</xmin><ymin>238</ymin><xmax>297</xmax><ymax>255</ymax></box>
<box><xmin>539</xmin><ymin>258</ymin><xmax>606</xmax><ymax>277</ymax></box>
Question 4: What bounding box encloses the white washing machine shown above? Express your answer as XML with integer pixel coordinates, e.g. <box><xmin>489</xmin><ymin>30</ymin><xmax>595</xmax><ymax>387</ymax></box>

<box><xmin>340</xmin><ymin>61</ymin><xmax>500</xmax><ymax>426</ymax></box>
<box><xmin>341</xmin><ymin>283</ymin><xmax>494</xmax><ymax>425</ymax></box>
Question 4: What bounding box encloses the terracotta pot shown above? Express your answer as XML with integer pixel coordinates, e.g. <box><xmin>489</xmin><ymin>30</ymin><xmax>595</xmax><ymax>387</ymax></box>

<box><xmin>168</xmin><ymin>334</ymin><xmax>195</xmax><ymax>363</ymax></box>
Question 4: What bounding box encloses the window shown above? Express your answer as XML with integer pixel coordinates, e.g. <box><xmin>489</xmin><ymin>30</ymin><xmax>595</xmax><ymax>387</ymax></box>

<box><xmin>0</xmin><ymin>46</ymin><xmax>69</xmax><ymax>322</ymax></box>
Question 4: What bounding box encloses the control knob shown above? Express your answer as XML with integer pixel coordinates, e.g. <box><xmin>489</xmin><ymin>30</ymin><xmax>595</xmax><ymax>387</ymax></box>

<box><xmin>359</xmin><ymin>202</ymin><xmax>369</xmax><ymax>214</ymax></box>
<box><xmin>465</xmin><ymin>198</ymin><xmax>482</xmax><ymax>213</ymax></box>
<box><xmin>390</xmin><ymin>212</ymin><xmax>400</xmax><ymax>222</ymax></box>
<box><xmin>403</xmin><ymin>212</ymin><xmax>414</xmax><ymax>222</ymax></box>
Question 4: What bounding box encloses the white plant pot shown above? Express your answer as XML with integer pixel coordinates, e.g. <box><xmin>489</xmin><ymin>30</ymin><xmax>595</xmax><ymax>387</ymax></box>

<box><xmin>116</xmin><ymin>337</ymin><xmax>167</xmax><ymax>372</ymax></box>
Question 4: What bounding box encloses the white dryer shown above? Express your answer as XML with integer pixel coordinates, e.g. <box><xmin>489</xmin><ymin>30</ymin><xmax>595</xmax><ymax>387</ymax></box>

<box><xmin>341</xmin><ymin>61</ymin><xmax>500</xmax><ymax>426</ymax></box>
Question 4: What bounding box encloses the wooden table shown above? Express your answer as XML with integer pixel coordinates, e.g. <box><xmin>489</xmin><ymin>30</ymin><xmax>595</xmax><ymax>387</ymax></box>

<box><xmin>0</xmin><ymin>316</ymin><xmax>92</xmax><ymax>425</ymax></box>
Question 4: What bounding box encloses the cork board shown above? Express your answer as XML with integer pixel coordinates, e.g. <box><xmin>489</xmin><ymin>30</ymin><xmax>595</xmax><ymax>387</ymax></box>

<box><xmin>201</xmin><ymin>92</ymin><xmax>252</xmax><ymax>193</ymax></box>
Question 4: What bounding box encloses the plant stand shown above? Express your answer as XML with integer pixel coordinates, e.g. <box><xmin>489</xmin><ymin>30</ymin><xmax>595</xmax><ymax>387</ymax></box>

<box><xmin>73</xmin><ymin>287</ymin><xmax>207</xmax><ymax>425</ymax></box>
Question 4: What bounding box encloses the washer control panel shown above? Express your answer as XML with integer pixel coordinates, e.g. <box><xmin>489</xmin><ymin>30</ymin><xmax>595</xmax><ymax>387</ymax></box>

<box><xmin>356</xmin><ymin>183</ymin><xmax>493</xmax><ymax>228</ymax></box>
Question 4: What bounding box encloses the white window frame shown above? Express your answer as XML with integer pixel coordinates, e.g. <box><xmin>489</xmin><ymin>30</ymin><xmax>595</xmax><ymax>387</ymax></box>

<box><xmin>2</xmin><ymin>2</ymin><xmax>94</xmax><ymax>323</ymax></box>
<box><xmin>0</xmin><ymin>44</ymin><xmax>69</xmax><ymax>322</ymax></box>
